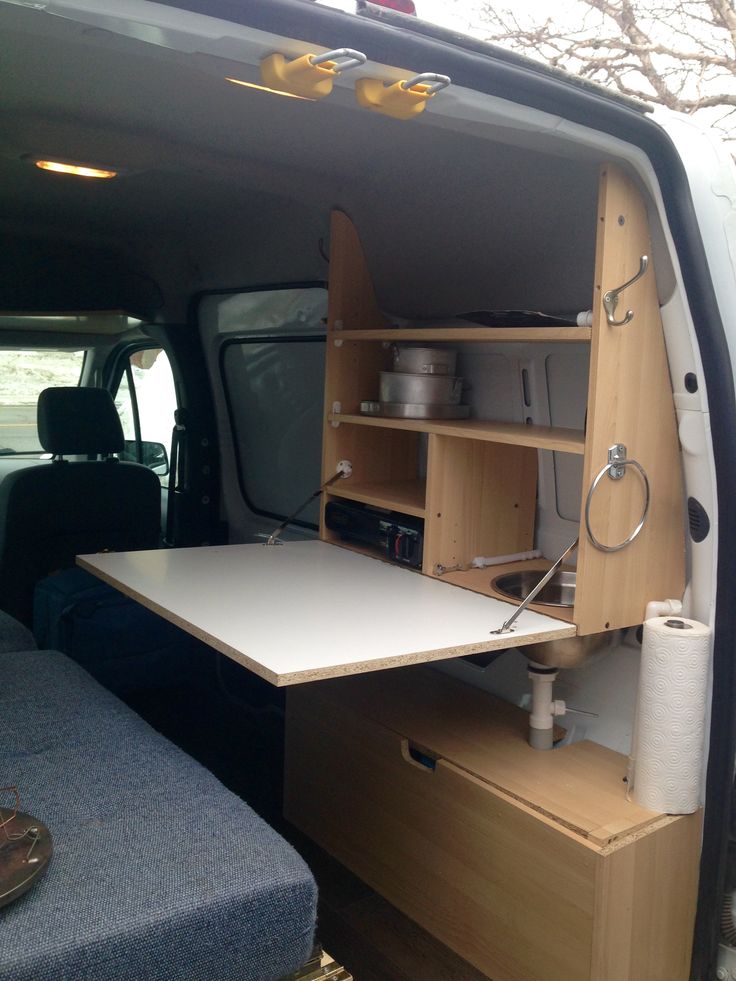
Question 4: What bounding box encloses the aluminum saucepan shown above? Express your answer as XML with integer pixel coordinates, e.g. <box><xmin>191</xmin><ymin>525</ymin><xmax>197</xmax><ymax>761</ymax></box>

<box><xmin>392</xmin><ymin>346</ymin><xmax>457</xmax><ymax>376</ymax></box>
<box><xmin>379</xmin><ymin>371</ymin><xmax>463</xmax><ymax>405</ymax></box>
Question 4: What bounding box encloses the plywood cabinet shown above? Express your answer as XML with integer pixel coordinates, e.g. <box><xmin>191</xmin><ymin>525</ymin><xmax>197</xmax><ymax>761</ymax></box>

<box><xmin>320</xmin><ymin>164</ymin><xmax>685</xmax><ymax>636</ymax></box>
<box><xmin>285</xmin><ymin>668</ymin><xmax>701</xmax><ymax>981</ymax></box>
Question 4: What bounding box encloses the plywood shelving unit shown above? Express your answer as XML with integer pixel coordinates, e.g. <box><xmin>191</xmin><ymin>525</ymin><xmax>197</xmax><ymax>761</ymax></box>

<box><xmin>301</xmin><ymin>165</ymin><xmax>697</xmax><ymax>981</ymax></box>
<box><xmin>320</xmin><ymin>163</ymin><xmax>685</xmax><ymax>636</ymax></box>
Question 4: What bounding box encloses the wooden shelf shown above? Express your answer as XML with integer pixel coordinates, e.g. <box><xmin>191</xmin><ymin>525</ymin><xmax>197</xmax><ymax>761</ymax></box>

<box><xmin>333</xmin><ymin>327</ymin><xmax>592</xmax><ymax>343</ymax></box>
<box><xmin>330</xmin><ymin>413</ymin><xmax>586</xmax><ymax>455</ymax></box>
<box><xmin>439</xmin><ymin>559</ymin><xmax>575</xmax><ymax>624</ymax></box>
<box><xmin>328</xmin><ymin>478</ymin><xmax>426</xmax><ymax>517</ymax></box>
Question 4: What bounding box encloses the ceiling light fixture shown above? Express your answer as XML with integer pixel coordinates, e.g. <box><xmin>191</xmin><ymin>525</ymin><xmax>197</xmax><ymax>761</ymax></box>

<box><xmin>225</xmin><ymin>77</ymin><xmax>315</xmax><ymax>101</ymax></box>
<box><xmin>34</xmin><ymin>159</ymin><xmax>118</xmax><ymax>179</ymax></box>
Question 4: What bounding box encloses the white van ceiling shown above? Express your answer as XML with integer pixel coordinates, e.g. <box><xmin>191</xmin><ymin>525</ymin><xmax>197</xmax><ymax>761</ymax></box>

<box><xmin>0</xmin><ymin>2</ymin><xmax>603</xmax><ymax>320</ymax></box>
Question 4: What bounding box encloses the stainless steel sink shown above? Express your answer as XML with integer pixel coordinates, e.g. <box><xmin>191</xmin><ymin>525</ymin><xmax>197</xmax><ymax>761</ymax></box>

<box><xmin>491</xmin><ymin>569</ymin><xmax>576</xmax><ymax>608</ymax></box>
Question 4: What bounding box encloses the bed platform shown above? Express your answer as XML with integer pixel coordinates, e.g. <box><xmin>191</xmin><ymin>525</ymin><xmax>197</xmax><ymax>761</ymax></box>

<box><xmin>0</xmin><ymin>638</ymin><xmax>317</xmax><ymax>981</ymax></box>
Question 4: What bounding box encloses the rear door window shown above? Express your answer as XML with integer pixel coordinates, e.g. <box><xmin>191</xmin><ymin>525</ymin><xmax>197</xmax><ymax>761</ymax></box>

<box><xmin>214</xmin><ymin>287</ymin><xmax>327</xmax><ymax>525</ymax></box>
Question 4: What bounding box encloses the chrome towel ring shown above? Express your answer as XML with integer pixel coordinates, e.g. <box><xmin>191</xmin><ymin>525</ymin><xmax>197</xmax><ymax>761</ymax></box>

<box><xmin>585</xmin><ymin>444</ymin><xmax>650</xmax><ymax>552</ymax></box>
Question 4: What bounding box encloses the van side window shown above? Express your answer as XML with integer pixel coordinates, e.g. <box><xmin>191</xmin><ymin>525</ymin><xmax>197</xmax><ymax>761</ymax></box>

<box><xmin>115</xmin><ymin>348</ymin><xmax>177</xmax><ymax>483</ymax></box>
<box><xmin>213</xmin><ymin>286</ymin><xmax>327</xmax><ymax>526</ymax></box>
<box><xmin>0</xmin><ymin>349</ymin><xmax>86</xmax><ymax>455</ymax></box>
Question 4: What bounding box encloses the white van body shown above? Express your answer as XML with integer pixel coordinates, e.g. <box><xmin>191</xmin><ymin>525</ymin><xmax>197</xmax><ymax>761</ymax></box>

<box><xmin>2</xmin><ymin>1</ymin><xmax>736</xmax><ymax>978</ymax></box>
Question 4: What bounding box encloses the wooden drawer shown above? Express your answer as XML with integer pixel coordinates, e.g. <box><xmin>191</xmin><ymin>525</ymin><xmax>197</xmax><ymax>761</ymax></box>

<box><xmin>285</xmin><ymin>669</ymin><xmax>701</xmax><ymax>981</ymax></box>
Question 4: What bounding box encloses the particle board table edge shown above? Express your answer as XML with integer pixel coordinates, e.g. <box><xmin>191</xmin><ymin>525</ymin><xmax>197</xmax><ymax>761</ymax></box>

<box><xmin>77</xmin><ymin>543</ymin><xmax>577</xmax><ymax>687</ymax></box>
<box><xmin>77</xmin><ymin>554</ymin><xmax>283</xmax><ymax>686</ymax></box>
<box><xmin>267</xmin><ymin>624</ymin><xmax>577</xmax><ymax>685</ymax></box>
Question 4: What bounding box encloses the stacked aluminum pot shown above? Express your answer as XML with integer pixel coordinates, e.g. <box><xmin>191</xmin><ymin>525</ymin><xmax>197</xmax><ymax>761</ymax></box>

<box><xmin>361</xmin><ymin>345</ymin><xmax>468</xmax><ymax>419</ymax></box>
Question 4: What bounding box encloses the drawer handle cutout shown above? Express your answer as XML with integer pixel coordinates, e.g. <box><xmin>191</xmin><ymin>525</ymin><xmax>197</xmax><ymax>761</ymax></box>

<box><xmin>401</xmin><ymin>739</ymin><xmax>438</xmax><ymax>771</ymax></box>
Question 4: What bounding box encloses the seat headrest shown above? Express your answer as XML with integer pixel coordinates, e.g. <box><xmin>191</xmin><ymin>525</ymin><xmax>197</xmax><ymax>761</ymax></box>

<box><xmin>37</xmin><ymin>387</ymin><xmax>125</xmax><ymax>456</ymax></box>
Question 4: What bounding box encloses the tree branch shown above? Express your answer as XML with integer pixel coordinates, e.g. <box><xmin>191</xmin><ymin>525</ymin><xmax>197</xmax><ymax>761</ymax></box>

<box><xmin>473</xmin><ymin>0</ymin><xmax>736</xmax><ymax>142</ymax></box>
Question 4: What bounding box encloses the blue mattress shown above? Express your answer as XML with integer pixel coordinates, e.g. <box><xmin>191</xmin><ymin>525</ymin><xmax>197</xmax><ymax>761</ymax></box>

<box><xmin>0</xmin><ymin>649</ymin><xmax>317</xmax><ymax>981</ymax></box>
<box><xmin>0</xmin><ymin>609</ymin><xmax>36</xmax><ymax>653</ymax></box>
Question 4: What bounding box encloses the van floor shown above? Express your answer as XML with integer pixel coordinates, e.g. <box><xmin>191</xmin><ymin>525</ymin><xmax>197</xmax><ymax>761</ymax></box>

<box><xmin>125</xmin><ymin>656</ymin><xmax>490</xmax><ymax>981</ymax></box>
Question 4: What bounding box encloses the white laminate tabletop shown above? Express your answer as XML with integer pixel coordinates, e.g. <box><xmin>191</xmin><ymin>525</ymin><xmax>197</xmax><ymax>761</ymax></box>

<box><xmin>78</xmin><ymin>541</ymin><xmax>575</xmax><ymax>685</ymax></box>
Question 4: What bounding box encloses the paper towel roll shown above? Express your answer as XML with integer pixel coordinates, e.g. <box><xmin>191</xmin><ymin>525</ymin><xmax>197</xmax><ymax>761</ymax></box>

<box><xmin>630</xmin><ymin>616</ymin><xmax>711</xmax><ymax>814</ymax></box>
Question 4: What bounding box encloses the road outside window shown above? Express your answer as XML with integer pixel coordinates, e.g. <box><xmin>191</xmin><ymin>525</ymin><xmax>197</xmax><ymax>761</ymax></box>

<box><xmin>0</xmin><ymin>350</ymin><xmax>85</xmax><ymax>454</ymax></box>
<box><xmin>116</xmin><ymin>348</ymin><xmax>177</xmax><ymax>485</ymax></box>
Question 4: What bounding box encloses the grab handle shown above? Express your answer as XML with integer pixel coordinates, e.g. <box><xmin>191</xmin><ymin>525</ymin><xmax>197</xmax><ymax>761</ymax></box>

<box><xmin>401</xmin><ymin>739</ymin><xmax>438</xmax><ymax>771</ymax></box>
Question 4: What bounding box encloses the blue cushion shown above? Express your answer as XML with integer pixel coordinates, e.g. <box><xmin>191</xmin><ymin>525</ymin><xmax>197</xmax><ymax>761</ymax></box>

<box><xmin>0</xmin><ymin>609</ymin><xmax>36</xmax><ymax>653</ymax></box>
<box><xmin>0</xmin><ymin>650</ymin><xmax>317</xmax><ymax>981</ymax></box>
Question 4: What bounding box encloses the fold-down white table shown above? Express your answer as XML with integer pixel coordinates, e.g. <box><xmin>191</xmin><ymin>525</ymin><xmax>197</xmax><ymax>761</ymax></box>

<box><xmin>78</xmin><ymin>541</ymin><xmax>575</xmax><ymax>685</ymax></box>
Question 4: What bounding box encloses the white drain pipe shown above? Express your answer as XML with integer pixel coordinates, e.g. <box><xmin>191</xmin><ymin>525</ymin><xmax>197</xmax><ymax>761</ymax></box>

<box><xmin>528</xmin><ymin>662</ymin><xmax>567</xmax><ymax>750</ymax></box>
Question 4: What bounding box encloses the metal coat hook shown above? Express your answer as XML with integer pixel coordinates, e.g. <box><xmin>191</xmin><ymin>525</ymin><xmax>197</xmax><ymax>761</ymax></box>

<box><xmin>602</xmin><ymin>255</ymin><xmax>649</xmax><ymax>326</ymax></box>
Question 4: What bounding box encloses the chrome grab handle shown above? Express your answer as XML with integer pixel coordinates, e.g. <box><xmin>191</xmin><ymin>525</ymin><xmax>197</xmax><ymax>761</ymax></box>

<box><xmin>310</xmin><ymin>49</ymin><xmax>367</xmax><ymax>74</ymax></box>
<box><xmin>400</xmin><ymin>73</ymin><xmax>451</xmax><ymax>95</ymax></box>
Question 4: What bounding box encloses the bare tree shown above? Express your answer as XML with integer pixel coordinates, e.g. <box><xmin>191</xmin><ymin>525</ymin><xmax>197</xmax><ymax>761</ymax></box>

<box><xmin>471</xmin><ymin>0</ymin><xmax>736</xmax><ymax>142</ymax></box>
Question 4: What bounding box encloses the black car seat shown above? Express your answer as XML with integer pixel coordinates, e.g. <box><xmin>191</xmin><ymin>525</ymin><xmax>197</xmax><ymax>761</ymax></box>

<box><xmin>0</xmin><ymin>387</ymin><xmax>161</xmax><ymax>625</ymax></box>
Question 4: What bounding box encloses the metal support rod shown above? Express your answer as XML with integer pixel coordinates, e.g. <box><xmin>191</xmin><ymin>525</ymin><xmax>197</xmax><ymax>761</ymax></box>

<box><xmin>491</xmin><ymin>538</ymin><xmax>579</xmax><ymax>635</ymax></box>
<box><xmin>265</xmin><ymin>462</ymin><xmax>351</xmax><ymax>546</ymax></box>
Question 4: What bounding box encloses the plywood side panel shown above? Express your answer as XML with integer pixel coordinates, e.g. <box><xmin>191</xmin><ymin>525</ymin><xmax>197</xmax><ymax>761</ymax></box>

<box><xmin>285</xmin><ymin>695</ymin><xmax>597</xmax><ymax>981</ymax></box>
<box><xmin>592</xmin><ymin>812</ymin><xmax>701</xmax><ymax>981</ymax></box>
<box><xmin>575</xmin><ymin>165</ymin><xmax>685</xmax><ymax>634</ymax></box>
<box><xmin>327</xmin><ymin>210</ymin><xmax>386</xmax><ymax>332</ymax></box>
<box><xmin>321</xmin><ymin>210</ymin><xmax>391</xmax><ymax>533</ymax></box>
<box><xmin>423</xmin><ymin>435</ymin><xmax>537</xmax><ymax>573</ymax></box>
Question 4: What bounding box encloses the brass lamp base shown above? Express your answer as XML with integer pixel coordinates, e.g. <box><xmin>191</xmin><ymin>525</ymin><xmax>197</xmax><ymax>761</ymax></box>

<box><xmin>0</xmin><ymin>808</ymin><xmax>53</xmax><ymax>908</ymax></box>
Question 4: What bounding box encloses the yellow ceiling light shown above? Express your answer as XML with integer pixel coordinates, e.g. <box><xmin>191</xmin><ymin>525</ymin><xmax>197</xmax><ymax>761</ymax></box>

<box><xmin>225</xmin><ymin>77</ymin><xmax>315</xmax><ymax>101</ymax></box>
<box><xmin>34</xmin><ymin>159</ymin><xmax>118</xmax><ymax>179</ymax></box>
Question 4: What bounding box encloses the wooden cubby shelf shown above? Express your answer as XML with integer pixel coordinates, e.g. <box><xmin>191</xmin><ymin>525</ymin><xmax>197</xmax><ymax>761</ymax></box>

<box><xmin>322</xmin><ymin>165</ymin><xmax>687</xmax><ymax>635</ymax></box>
<box><xmin>328</xmin><ymin>477</ymin><xmax>426</xmax><ymax>517</ymax></box>
<box><xmin>334</xmin><ymin>326</ymin><xmax>592</xmax><ymax>343</ymax></box>
<box><xmin>330</xmin><ymin>413</ymin><xmax>586</xmax><ymax>455</ymax></box>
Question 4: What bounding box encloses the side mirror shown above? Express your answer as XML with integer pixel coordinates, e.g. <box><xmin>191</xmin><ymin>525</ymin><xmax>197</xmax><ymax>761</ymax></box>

<box><xmin>121</xmin><ymin>439</ymin><xmax>169</xmax><ymax>475</ymax></box>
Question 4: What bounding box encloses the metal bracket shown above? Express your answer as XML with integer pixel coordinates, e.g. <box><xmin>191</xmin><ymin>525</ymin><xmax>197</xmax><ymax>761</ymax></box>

<box><xmin>607</xmin><ymin>443</ymin><xmax>627</xmax><ymax>480</ymax></box>
<box><xmin>602</xmin><ymin>255</ymin><xmax>648</xmax><ymax>326</ymax></box>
